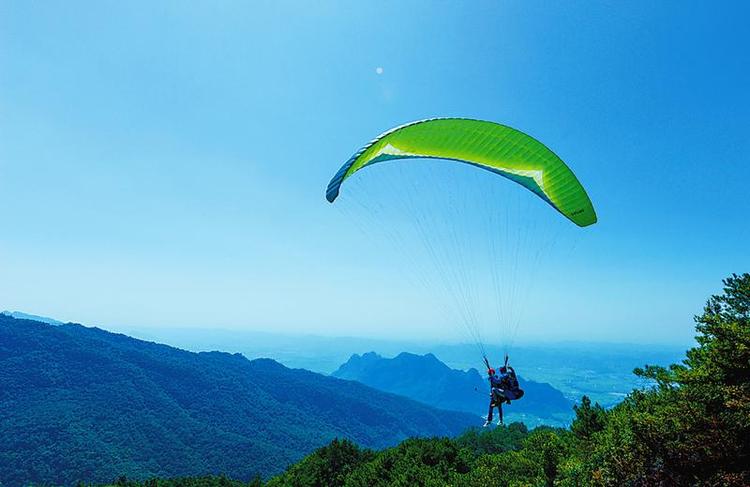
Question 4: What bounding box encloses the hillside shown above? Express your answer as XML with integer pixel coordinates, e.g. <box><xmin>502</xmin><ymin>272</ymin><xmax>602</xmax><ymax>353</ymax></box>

<box><xmin>1</xmin><ymin>310</ymin><xmax>64</xmax><ymax>326</ymax></box>
<box><xmin>0</xmin><ymin>315</ymin><xmax>475</xmax><ymax>486</ymax></box>
<box><xmin>332</xmin><ymin>352</ymin><xmax>574</xmax><ymax>426</ymax></box>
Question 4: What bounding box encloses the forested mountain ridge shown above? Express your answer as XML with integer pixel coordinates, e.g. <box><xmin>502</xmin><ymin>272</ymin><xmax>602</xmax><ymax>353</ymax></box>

<box><xmin>332</xmin><ymin>351</ymin><xmax>574</xmax><ymax>426</ymax></box>
<box><xmin>0</xmin><ymin>314</ymin><xmax>475</xmax><ymax>486</ymax></box>
<box><xmin>1</xmin><ymin>309</ymin><xmax>64</xmax><ymax>326</ymax></box>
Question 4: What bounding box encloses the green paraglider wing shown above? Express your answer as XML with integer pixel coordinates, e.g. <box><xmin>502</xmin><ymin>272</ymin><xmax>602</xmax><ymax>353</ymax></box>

<box><xmin>326</xmin><ymin>118</ymin><xmax>597</xmax><ymax>227</ymax></box>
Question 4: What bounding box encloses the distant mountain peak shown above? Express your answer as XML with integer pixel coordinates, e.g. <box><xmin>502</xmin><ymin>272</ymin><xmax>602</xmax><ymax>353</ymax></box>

<box><xmin>332</xmin><ymin>350</ymin><xmax>575</xmax><ymax>427</ymax></box>
<box><xmin>1</xmin><ymin>310</ymin><xmax>65</xmax><ymax>326</ymax></box>
<box><xmin>395</xmin><ymin>351</ymin><xmax>438</xmax><ymax>361</ymax></box>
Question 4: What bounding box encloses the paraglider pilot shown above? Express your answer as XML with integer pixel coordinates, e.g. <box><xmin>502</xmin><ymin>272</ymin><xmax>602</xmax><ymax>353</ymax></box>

<box><xmin>483</xmin><ymin>354</ymin><xmax>524</xmax><ymax>427</ymax></box>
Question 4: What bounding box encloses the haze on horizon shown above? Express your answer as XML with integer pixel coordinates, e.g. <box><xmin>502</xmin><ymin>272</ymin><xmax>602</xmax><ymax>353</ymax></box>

<box><xmin>1</xmin><ymin>2</ymin><xmax>748</xmax><ymax>346</ymax></box>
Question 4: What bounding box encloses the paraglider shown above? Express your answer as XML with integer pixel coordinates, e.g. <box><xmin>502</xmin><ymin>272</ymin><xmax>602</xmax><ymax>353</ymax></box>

<box><xmin>326</xmin><ymin>118</ymin><xmax>597</xmax><ymax>227</ymax></box>
<box><xmin>326</xmin><ymin>118</ymin><xmax>596</xmax><ymax>424</ymax></box>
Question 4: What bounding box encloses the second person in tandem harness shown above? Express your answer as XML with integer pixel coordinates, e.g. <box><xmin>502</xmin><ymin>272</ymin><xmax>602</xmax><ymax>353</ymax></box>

<box><xmin>483</xmin><ymin>355</ymin><xmax>524</xmax><ymax>427</ymax></box>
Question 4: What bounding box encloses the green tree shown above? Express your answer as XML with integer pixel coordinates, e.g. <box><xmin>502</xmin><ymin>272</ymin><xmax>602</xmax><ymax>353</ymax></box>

<box><xmin>520</xmin><ymin>429</ymin><xmax>572</xmax><ymax>487</ymax></box>
<box><xmin>344</xmin><ymin>437</ymin><xmax>472</xmax><ymax>487</ymax></box>
<box><xmin>266</xmin><ymin>438</ymin><xmax>373</xmax><ymax>487</ymax></box>
<box><xmin>463</xmin><ymin>451</ymin><xmax>542</xmax><ymax>487</ymax></box>
<box><xmin>570</xmin><ymin>396</ymin><xmax>606</xmax><ymax>444</ymax></box>
<box><xmin>455</xmin><ymin>423</ymin><xmax>528</xmax><ymax>456</ymax></box>
<box><xmin>592</xmin><ymin>273</ymin><xmax>750</xmax><ymax>486</ymax></box>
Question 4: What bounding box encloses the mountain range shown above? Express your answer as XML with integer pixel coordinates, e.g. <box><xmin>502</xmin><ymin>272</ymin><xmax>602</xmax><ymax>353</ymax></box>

<box><xmin>0</xmin><ymin>314</ymin><xmax>475</xmax><ymax>486</ymax></box>
<box><xmin>116</xmin><ymin>326</ymin><xmax>684</xmax><ymax>407</ymax></box>
<box><xmin>332</xmin><ymin>351</ymin><xmax>574</xmax><ymax>426</ymax></box>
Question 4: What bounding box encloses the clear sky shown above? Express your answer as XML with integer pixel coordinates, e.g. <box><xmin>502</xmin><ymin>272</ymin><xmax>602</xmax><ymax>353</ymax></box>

<box><xmin>1</xmin><ymin>1</ymin><xmax>747</xmax><ymax>345</ymax></box>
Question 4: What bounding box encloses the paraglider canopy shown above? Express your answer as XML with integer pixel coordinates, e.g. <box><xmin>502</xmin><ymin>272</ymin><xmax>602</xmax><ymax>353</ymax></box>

<box><xmin>326</xmin><ymin>118</ymin><xmax>596</xmax><ymax>227</ymax></box>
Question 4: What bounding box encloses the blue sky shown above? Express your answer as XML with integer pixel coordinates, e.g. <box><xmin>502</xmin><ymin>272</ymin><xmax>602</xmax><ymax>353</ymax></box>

<box><xmin>1</xmin><ymin>1</ymin><xmax>747</xmax><ymax>345</ymax></box>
